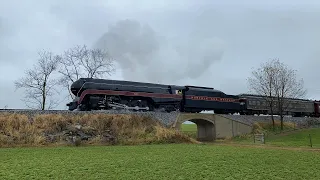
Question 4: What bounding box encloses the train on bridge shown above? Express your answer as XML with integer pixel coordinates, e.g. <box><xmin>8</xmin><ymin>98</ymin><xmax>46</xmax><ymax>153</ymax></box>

<box><xmin>66</xmin><ymin>78</ymin><xmax>320</xmax><ymax>117</ymax></box>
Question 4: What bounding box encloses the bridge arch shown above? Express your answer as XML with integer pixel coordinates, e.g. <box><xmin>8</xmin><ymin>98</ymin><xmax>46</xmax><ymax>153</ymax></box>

<box><xmin>176</xmin><ymin>118</ymin><xmax>216</xmax><ymax>142</ymax></box>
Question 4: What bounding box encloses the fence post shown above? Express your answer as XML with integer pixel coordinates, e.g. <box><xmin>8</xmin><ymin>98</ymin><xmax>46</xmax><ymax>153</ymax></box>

<box><xmin>253</xmin><ymin>133</ymin><xmax>265</xmax><ymax>144</ymax></box>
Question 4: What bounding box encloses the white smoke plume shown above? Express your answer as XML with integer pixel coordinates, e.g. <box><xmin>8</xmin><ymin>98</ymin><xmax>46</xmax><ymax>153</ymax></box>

<box><xmin>95</xmin><ymin>19</ymin><xmax>226</xmax><ymax>84</ymax></box>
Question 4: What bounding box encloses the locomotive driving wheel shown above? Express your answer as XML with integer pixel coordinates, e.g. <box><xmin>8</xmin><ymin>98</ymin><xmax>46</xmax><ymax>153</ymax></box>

<box><xmin>128</xmin><ymin>100</ymin><xmax>151</xmax><ymax>111</ymax></box>
<box><xmin>140</xmin><ymin>100</ymin><xmax>153</xmax><ymax>111</ymax></box>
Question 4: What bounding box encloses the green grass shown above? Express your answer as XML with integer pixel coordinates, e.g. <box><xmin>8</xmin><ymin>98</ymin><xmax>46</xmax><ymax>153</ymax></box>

<box><xmin>266</xmin><ymin>128</ymin><xmax>320</xmax><ymax>148</ymax></box>
<box><xmin>180</xmin><ymin>123</ymin><xmax>197</xmax><ymax>139</ymax></box>
<box><xmin>181</xmin><ymin>123</ymin><xmax>197</xmax><ymax>132</ymax></box>
<box><xmin>229</xmin><ymin>128</ymin><xmax>320</xmax><ymax>148</ymax></box>
<box><xmin>0</xmin><ymin>144</ymin><xmax>320</xmax><ymax>179</ymax></box>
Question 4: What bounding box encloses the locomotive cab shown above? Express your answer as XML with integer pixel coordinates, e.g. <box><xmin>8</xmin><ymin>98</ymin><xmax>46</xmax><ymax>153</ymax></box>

<box><xmin>167</xmin><ymin>85</ymin><xmax>185</xmax><ymax>95</ymax></box>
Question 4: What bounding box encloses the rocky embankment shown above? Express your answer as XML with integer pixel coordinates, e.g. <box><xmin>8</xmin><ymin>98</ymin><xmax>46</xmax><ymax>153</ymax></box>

<box><xmin>0</xmin><ymin>110</ymin><xmax>194</xmax><ymax>147</ymax></box>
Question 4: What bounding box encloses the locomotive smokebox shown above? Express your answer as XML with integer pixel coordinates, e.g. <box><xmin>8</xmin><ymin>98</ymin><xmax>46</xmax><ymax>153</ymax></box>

<box><xmin>70</xmin><ymin>78</ymin><xmax>87</xmax><ymax>96</ymax></box>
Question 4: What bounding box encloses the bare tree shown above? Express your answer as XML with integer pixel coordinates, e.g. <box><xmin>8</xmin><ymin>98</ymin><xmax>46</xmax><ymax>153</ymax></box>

<box><xmin>247</xmin><ymin>59</ymin><xmax>279</xmax><ymax>130</ymax></box>
<box><xmin>14</xmin><ymin>50</ymin><xmax>60</xmax><ymax>110</ymax></box>
<box><xmin>248</xmin><ymin>59</ymin><xmax>307</xmax><ymax>131</ymax></box>
<box><xmin>57</xmin><ymin>45</ymin><xmax>115</xmax><ymax>99</ymax></box>
<box><xmin>272</xmin><ymin>60</ymin><xmax>307</xmax><ymax>130</ymax></box>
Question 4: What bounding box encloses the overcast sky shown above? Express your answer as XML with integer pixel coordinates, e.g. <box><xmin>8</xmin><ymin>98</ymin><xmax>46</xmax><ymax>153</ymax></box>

<box><xmin>1</xmin><ymin>0</ymin><xmax>320</xmax><ymax>109</ymax></box>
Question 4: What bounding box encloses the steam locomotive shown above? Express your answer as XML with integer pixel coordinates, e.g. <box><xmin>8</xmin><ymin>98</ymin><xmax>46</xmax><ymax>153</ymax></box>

<box><xmin>66</xmin><ymin>78</ymin><xmax>320</xmax><ymax>117</ymax></box>
<box><xmin>66</xmin><ymin>78</ymin><xmax>243</xmax><ymax>113</ymax></box>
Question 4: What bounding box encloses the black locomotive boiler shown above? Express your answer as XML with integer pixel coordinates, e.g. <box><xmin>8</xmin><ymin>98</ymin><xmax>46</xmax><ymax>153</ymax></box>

<box><xmin>66</xmin><ymin>78</ymin><xmax>243</xmax><ymax>114</ymax></box>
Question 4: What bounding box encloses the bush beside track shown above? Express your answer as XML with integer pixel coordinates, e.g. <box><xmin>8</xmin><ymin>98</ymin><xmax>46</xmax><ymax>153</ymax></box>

<box><xmin>0</xmin><ymin>111</ymin><xmax>198</xmax><ymax>147</ymax></box>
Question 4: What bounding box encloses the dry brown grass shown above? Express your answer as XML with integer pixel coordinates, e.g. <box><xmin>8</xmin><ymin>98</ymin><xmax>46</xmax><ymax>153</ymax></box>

<box><xmin>0</xmin><ymin>113</ymin><xmax>197</xmax><ymax>147</ymax></box>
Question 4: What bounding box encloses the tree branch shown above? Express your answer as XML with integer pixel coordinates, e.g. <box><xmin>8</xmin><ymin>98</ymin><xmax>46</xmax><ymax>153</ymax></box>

<box><xmin>14</xmin><ymin>50</ymin><xmax>60</xmax><ymax>110</ymax></box>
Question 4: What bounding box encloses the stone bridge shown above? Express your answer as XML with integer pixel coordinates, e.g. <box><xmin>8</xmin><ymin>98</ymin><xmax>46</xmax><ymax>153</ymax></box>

<box><xmin>171</xmin><ymin>113</ymin><xmax>253</xmax><ymax>142</ymax></box>
<box><xmin>169</xmin><ymin>113</ymin><xmax>320</xmax><ymax>142</ymax></box>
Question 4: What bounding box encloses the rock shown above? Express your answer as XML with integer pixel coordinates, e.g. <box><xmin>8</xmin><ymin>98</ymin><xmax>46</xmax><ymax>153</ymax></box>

<box><xmin>72</xmin><ymin>136</ymin><xmax>81</xmax><ymax>146</ymax></box>
<box><xmin>44</xmin><ymin>131</ymin><xmax>65</xmax><ymax>143</ymax></box>
<box><xmin>101</xmin><ymin>132</ymin><xmax>116</xmax><ymax>144</ymax></box>
<box><xmin>65</xmin><ymin>124</ymin><xmax>78</xmax><ymax>133</ymax></box>
<box><xmin>81</xmin><ymin>126</ymin><xmax>97</xmax><ymax>136</ymax></box>
<box><xmin>74</xmin><ymin>124</ymin><xmax>82</xmax><ymax>130</ymax></box>
<box><xmin>77</xmin><ymin>131</ymin><xmax>91</xmax><ymax>140</ymax></box>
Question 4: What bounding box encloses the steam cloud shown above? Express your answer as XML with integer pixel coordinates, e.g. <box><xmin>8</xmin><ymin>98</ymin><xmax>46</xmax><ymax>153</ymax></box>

<box><xmin>95</xmin><ymin>19</ymin><xmax>225</xmax><ymax>84</ymax></box>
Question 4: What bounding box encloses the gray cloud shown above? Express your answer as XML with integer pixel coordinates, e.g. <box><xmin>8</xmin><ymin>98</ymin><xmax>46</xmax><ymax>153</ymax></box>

<box><xmin>95</xmin><ymin>19</ymin><xmax>225</xmax><ymax>84</ymax></box>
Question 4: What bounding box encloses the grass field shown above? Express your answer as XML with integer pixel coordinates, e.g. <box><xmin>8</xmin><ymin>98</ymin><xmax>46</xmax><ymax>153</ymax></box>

<box><xmin>229</xmin><ymin>128</ymin><xmax>320</xmax><ymax>148</ymax></box>
<box><xmin>181</xmin><ymin>123</ymin><xmax>197</xmax><ymax>132</ymax></box>
<box><xmin>181</xmin><ymin>123</ymin><xmax>197</xmax><ymax>139</ymax></box>
<box><xmin>262</xmin><ymin>128</ymin><xmax>320</xmax><ymax>148</ymax></box>
<box><xmin>1</xmin><ymin>144</ymin><xmax>319</xmax><ymax>179</ymax></box>
<box><xmin>181</xmin><ymin>122</ymin><xmax>320</xmax><ymax>148</ymax></box>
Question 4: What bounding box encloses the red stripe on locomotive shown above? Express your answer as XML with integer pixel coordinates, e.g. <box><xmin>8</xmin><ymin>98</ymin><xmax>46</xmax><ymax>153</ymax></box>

<box><xmin>186</xmin><ymin>95</ymin><xmax>239</xmax><ymax>102</ymax></box>
<box><xmin>77</xmin><ymin>89</ymin><xmax>240</xmax><ymax>104</ymax></box>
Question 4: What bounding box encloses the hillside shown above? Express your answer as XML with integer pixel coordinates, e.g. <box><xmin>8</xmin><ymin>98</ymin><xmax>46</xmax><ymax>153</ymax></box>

<box><xmin>0</xmin><ymin>112</ymin><xmax>197</xmax><ymax>147</ymax></box>
<box><xmin>226</xmin><ymin>121</ymin><xmax>320</xmax><ymax>148</ymax></box>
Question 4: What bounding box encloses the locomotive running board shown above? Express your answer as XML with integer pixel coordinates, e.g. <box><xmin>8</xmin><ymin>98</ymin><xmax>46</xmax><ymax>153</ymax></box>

<box><xmin>108</xmin><ymin>102</ymin><xmax>150</xmax><ymax>111</ymax></box>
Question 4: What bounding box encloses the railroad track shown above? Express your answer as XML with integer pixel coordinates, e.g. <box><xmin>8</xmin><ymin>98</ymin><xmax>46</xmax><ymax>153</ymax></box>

<box><xmin>0</xmin><ymin>108</ymin><xmax>102</xmax><ymax>114</ymax></box>
<box><xmin>0</xmin><ymin>108</ymin><xmax>69</xmax><ymax>112</ymax></box>
<box><xmin>0</xmin><ymin>108</ymin><xmax>30</xmax><ymax>111</ymax></box>
<box><xmin>0</xmin><ymin>108</ymin><xmax>179</xmax><ymax>113</ymax></box>
<box><xmin>0</xmin><ymin>108</ymin><xmax>177</xmax><ymax>114</ymax></box>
